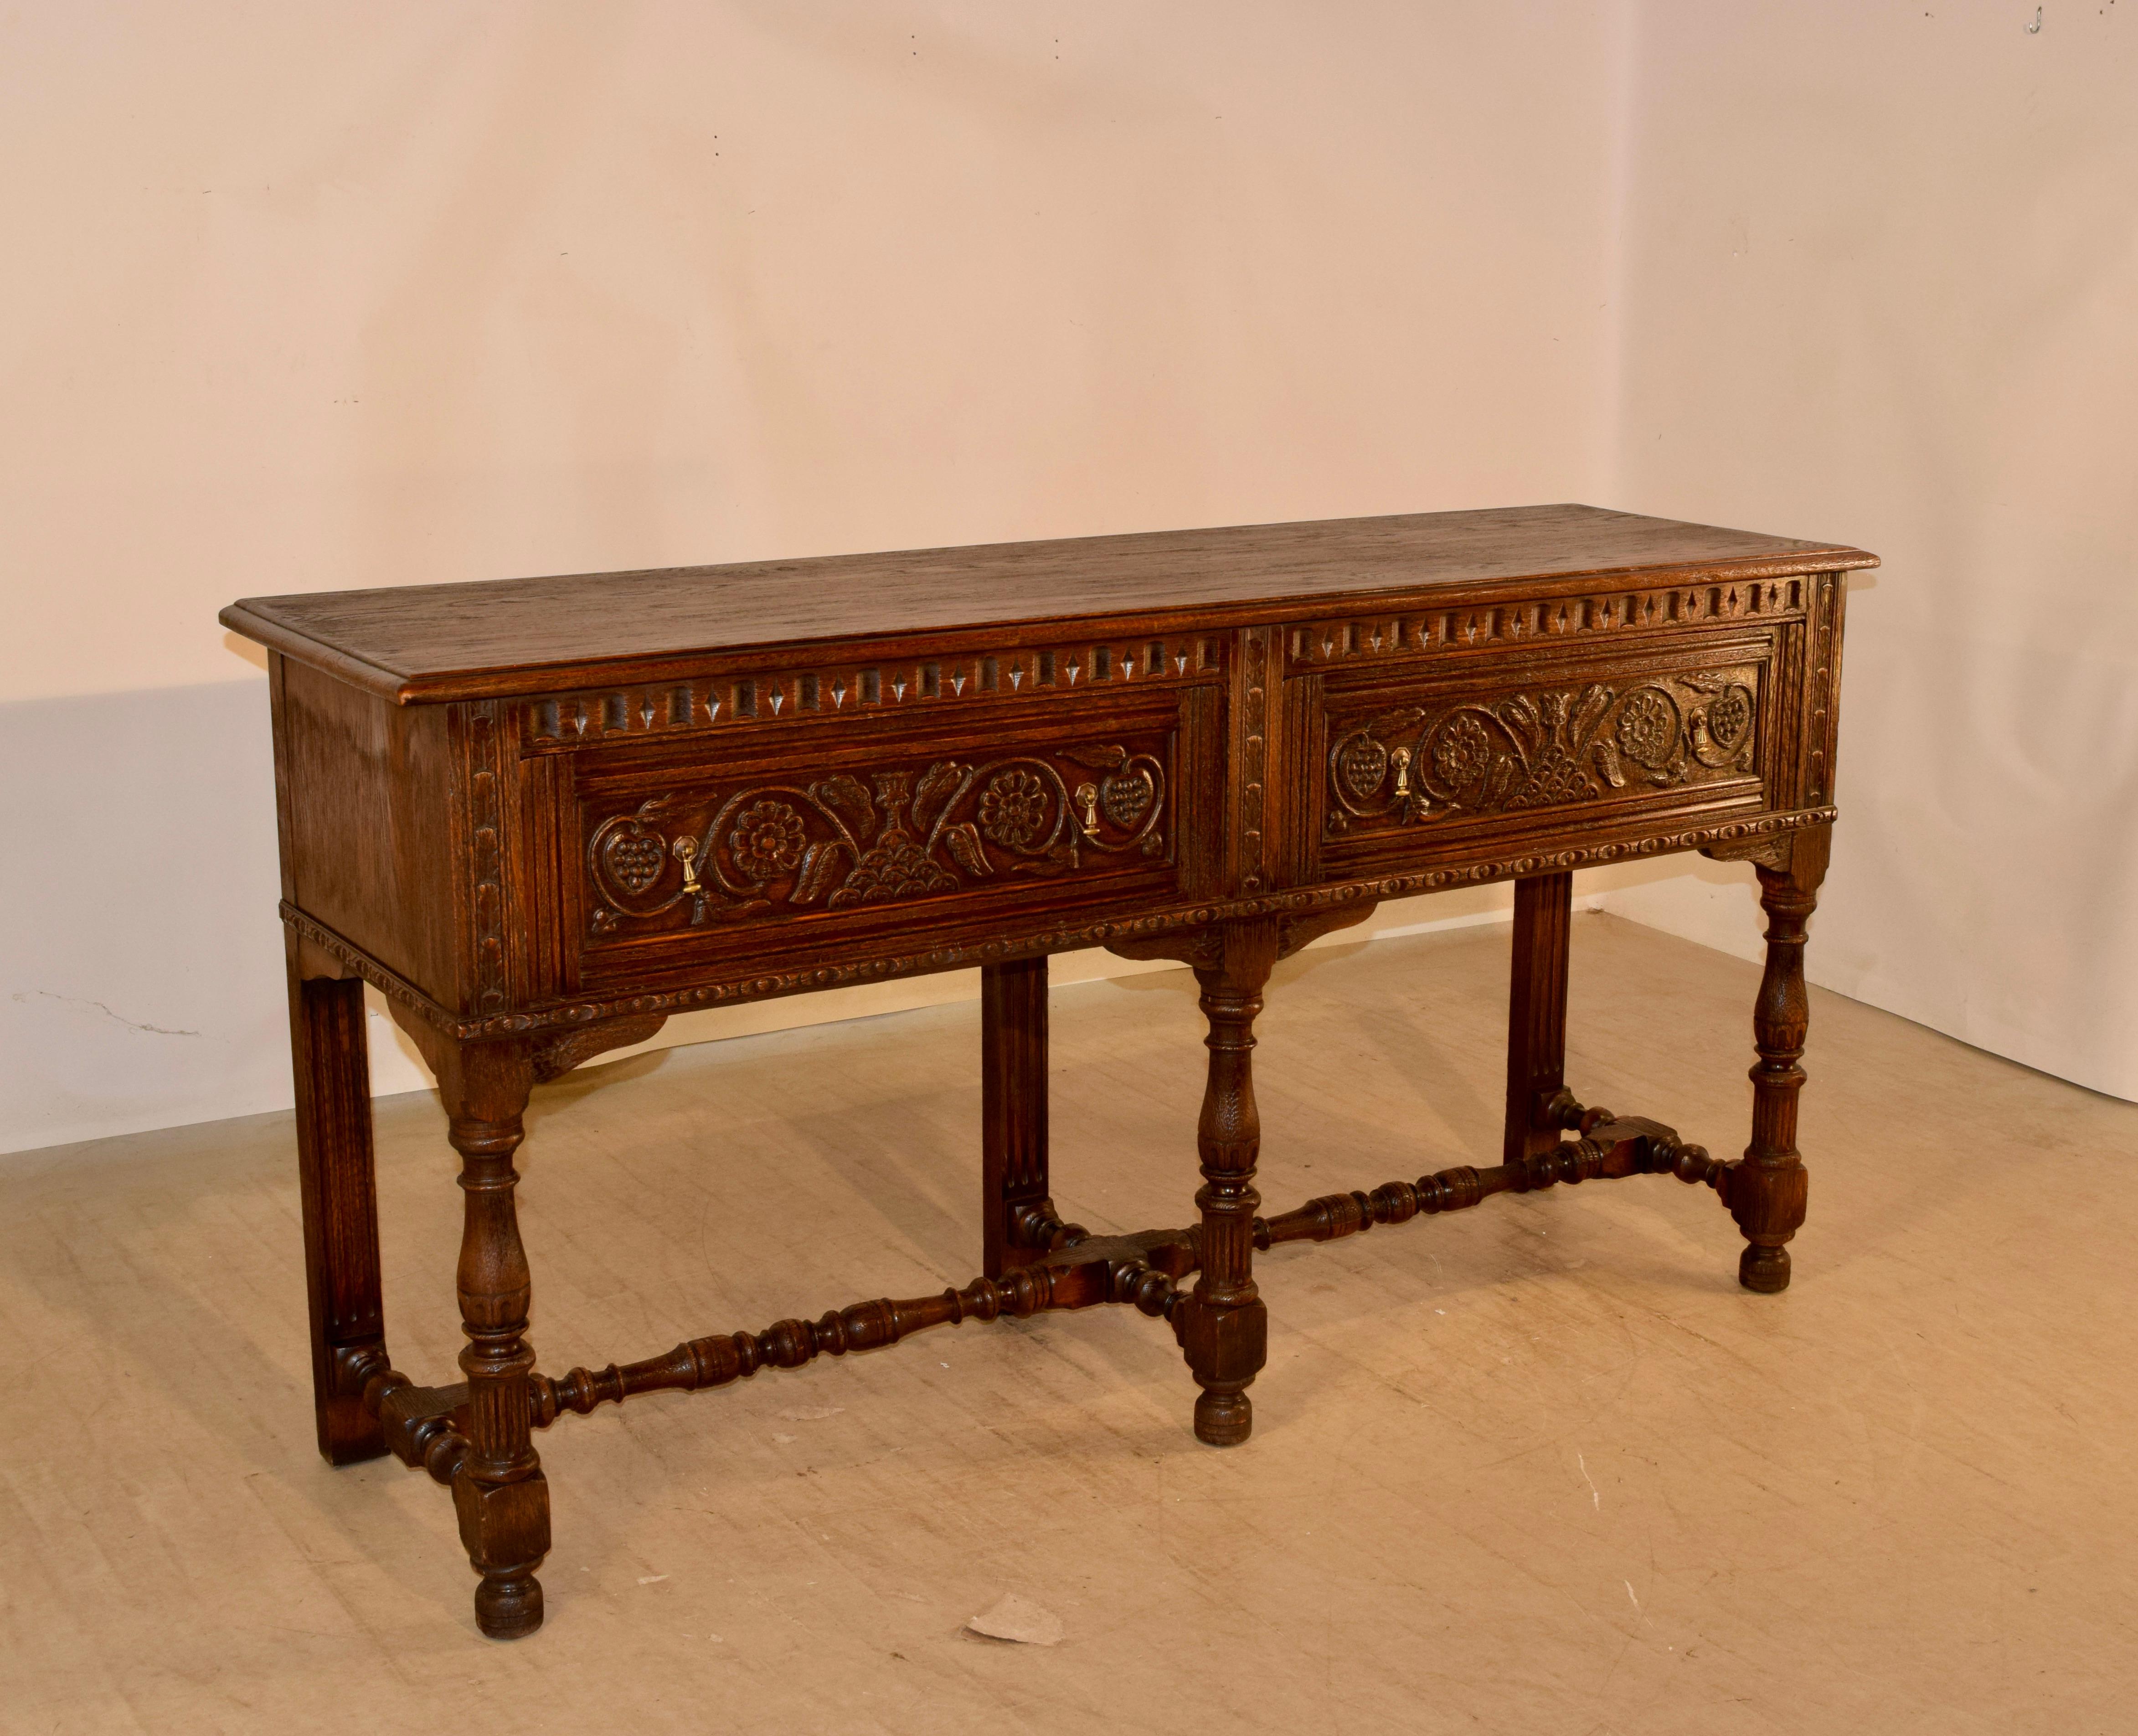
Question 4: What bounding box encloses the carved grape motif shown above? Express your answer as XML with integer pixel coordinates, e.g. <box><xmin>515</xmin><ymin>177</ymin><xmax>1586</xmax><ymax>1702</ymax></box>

<box><xmin>1100</xmin><ymin>769</ymin><xmax>1155</xmax><ymax>829</ymax></box>
<box><xmin>1335</xmin><ymin>735</ymin><xmax>1390</xmax><ymax>803</ymax></box>
<box><xmin>730</xmin><ymin>800</ymin><xmax>807</xmax><ymax>880</ymax></box>
<box><xmin>1707</xmin><ymin>685</ymin><xmax>1753</xmax><ymax>752</ymax></box>
<box><xmin>602</xmin><ymin>831</ymin><xmax>667</xmax><ymax>894</ymax></box>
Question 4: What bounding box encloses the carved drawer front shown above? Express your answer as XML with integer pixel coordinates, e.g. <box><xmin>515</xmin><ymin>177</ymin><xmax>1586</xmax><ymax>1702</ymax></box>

<box><xmin>546</xmin><ymin>687</ymin><xmax>1204</xmax><ymax>994</ymax></box>
<box><xmin>1310</xmin><ymin>635</ymin><xmax>1775</xmax><ymax>881</ymax></box>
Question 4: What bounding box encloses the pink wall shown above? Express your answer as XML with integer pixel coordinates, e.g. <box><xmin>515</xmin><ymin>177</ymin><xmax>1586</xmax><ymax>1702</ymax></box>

<box><xmin>2</xmin><ymin>2</ymin><xmax>1625</xmax><ymax>702</ymax></box>
<box><xmin>1</xmin><ymin>3</ymin><xmax>1630</xmax><ymax>1149</ymax></box>
<box><xmin>1595</xmin><ymin>1</ymin><xmax>2138</xmax><ymax>1099</ymax></box>
<box><xmin>11</xmin><ymin>3</ymin><xmax>2128</xmax><ymax>1151</ymax></box>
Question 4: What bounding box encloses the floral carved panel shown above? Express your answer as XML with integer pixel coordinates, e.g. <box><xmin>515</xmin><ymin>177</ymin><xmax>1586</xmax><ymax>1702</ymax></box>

<box><xmin>1324</xmin><ymin>665</ymin><xmax>1761</xmax><ymax>836</ymax></box>
<box><xmin>584</xmin><ymin>742</ymin><xmax>1169</xmax><ymax>937</ymax></box>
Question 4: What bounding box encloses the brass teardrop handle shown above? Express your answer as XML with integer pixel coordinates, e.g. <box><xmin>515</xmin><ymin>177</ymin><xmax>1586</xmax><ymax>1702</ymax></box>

<box><xmin>671</xmin><ymin>835</ymin><xmax>703</xmax><ymax>895</ymax></box>
<box><xmin>1074</xmin><ymin>783</ymin><xmax>1101</xmax><ymax>840</ymax></box>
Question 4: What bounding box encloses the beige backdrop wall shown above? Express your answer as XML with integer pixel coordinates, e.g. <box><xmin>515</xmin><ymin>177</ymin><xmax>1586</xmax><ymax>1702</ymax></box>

<box><xmin>12</xmin><ymin>3</ymin><xmax>2129</xmax><ymax>1156</ymax></box>
<box><xmin>1</xmin><ymin>2</ymin><xmax>1633</xmax><ymax>1152</ymax></box>
<box><xmin>1588</xmin><ymin>1</ymin><xmax>2138</xmax><ymax>1102</ymax></box>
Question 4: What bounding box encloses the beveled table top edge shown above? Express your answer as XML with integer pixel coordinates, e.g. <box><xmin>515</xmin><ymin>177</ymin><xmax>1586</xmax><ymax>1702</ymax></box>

<box><xmin>225</xmin><ymin>553</ymin><xmax>1876</xmax><ymax>707</ymax></box>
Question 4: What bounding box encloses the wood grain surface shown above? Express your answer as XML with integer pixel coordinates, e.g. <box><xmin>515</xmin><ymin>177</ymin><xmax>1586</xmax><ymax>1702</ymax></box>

<box><xmin>222</xmin><ymin>504</ymin><xmax>1875</xmax><ymax>703</ymax></box>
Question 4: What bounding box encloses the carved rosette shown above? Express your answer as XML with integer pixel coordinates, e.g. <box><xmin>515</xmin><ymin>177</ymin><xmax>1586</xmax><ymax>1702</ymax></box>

<box><xmin>587</xmin><ymin>745</ymin><xmax>1167</xmax><ymax>933</ymax></box>
<box><xmin>1326</xmin><ymin>668</ymin><xmax>1759</xmax><ymax>832</ymax></box>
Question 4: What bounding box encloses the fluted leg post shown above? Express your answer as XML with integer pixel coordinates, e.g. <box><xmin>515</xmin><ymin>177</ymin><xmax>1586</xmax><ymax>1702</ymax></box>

<box><xmin>980</xmin><ymin>957</ymin><xmax>1051</xmax><ymax>1279</ymax></box>
<box><xmin>440</xmin><ymin>1039</ymin><xmax>548</xmax><ymax>1639</ymax></box>
<box><xmin>1180</xmin><ymin>917</ymin><xmax>1281</xmax><ymax>1446</ymax></box>
<box><xmin>1734</xmin><ymin>825</ymin><xmax>1829</xmax><ymax>1293</ymax></box>
<box><xmin>1504</xmin><ymin>871</ymin><xmax>1574</xmax><ymax>1165</ymax></box>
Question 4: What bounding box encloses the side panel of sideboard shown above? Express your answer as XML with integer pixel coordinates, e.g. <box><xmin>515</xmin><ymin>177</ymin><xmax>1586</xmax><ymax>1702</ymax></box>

<box><xmin>274</xmin><ymin>655</ymin><xmax>466</xmax><ymax>1008</ymax></box>
<box><xmin>1803</xmin><ymin>570</ymin><xmax>1847</xmax><ymax>811</ymax></box>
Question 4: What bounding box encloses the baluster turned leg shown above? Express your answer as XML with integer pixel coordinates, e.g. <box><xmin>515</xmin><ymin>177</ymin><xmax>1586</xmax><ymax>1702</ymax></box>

<box><xmin>1180</xmin><ymin>917</ymin><xmax>1282</xmax><ymax>1446</ymax></box>
<box><xmin>1734</xmin><ymin>826</ymin><xmax>1831</xmax><ymax>1293</ymax></box>
<box><xmin>438</xmin><ymin>1040</ymin><xmax>549</xmax><ymax>1639</ymax></box>
<box><xmin>981</xmin><ymin>957</ymin><xmax>1051</xmax><ymax>1279</ymax></box>
<box><xmin>1504</xmin><ymin>871</ymin><xmax>1575</xmax><ymax>1165</ymax></box>
<box><xmin>285</xmin><ymin>938</ymin><xmax>388</xmax><ymax>1465</ymax></box>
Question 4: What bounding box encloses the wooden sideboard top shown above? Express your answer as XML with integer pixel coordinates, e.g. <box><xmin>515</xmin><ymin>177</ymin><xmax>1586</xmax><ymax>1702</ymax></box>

<box><xmin>222</xmin><ymin>502</ymin><xmax>1875</xmax><ymax>705</ymax></box>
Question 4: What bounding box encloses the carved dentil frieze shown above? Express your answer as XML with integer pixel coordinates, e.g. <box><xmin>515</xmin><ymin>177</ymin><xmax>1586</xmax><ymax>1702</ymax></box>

<box><xmin>1286</xmin><ymin>576</ymin><xmax>1805</xmax><ymax>671</ymax></box>
<box><xmin>587</xmin><ymin>744</ymin><xmax>1168</xmax><ymax>934</ymax></box>
<box><xmin>527</xmin><ymin>637</ymin><xmax>1223</xmax><ymax>750</ymax></box>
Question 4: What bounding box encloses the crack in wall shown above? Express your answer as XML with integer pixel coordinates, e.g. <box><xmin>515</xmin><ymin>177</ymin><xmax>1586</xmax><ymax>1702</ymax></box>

<box><xmin>14</xmin><ymin>991</ymin><xmax>201</xmax><ymax>1038</ymax></box>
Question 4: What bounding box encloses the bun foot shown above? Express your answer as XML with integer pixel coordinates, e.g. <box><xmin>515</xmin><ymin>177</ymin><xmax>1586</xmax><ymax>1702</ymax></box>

<box><xmin>1738</xmin><ymin>1243</ymin><xmax>1791</xmax><ymax>1294</ymax></box>
<box><xmin>1194</xmin><ymin>1389</ymin><xmax>1253</xmax><ymax>1447</ymax></box>
<box><xmin>474</xmin><ymin>1572</ymin><xmax>544</xmax><ymax>1640</ymax></box>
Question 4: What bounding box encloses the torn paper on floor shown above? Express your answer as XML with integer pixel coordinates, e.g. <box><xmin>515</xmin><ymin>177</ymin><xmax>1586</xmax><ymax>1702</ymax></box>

<box><xmin>965</xmin><ymin>1593</ymin><xmax>1064</xmax><ymax>1646</ymax></box>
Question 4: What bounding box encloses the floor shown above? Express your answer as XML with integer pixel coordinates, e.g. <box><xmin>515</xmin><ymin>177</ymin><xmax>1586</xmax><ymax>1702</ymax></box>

<box><xmin>3</xmin><ymin>914</ymin><xmax>2134</xmax><ymax>1736</ymax></box>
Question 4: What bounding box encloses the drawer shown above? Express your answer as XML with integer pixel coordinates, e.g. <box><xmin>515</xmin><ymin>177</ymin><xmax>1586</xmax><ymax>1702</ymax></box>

<box><xmin>1307</xmin><ymin>633</ymin><xmax>1777</xmax><ymax>882</ymax></box>
<box><xmin>532</xmin><ymin>685</ymin><xmax>1216</xmax><ymax>996</ymax></box>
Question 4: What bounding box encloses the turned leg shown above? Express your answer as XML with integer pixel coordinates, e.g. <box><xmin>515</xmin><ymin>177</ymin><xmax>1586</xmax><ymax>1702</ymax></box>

<box><xmin>285</xmin><ymin>938</ymin><xmax>387</xmax><ymax>1466</ymax></box>
<box><xmin>981</xmin><ymin>957</ymin><xmax>1051</xmax><ymax>1279</ymax></box>
<box><xmin>1504</xmin><ymin>871</ymin><xmax>1575</xmax><ymax>1165</ymax></box>
<box><xmin>1734</xmin><ymin>826</ymin><xmax>1830</xmax><ymax>1293</ymax></box>
<box><xmin>1180</xmin><ymin>917</ymin><xmax>1282</xmax><ymax>1446</ymax></box>
<box><xmin>438</xmin><ymin>1040</ymin><xmax>549</xmax><ymax>1639</ymax></box>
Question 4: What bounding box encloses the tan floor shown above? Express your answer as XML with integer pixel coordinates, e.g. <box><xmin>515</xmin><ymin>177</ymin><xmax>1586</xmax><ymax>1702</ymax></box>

<box><xmin>3</xmin><ymin>914</ymin><xmax>2134</xmax><ymax>1736</ymax></box>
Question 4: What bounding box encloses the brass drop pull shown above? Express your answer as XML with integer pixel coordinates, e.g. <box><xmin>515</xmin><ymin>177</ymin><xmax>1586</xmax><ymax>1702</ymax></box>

<box><xmin>671</xmin><ymin>835</ymin><xmax>704</xmax><ymax>895</ymax></box>
<box><xmin>1390</xmin><ymin>745</ymin><xmax>1413</xmax><ymax>797</ymax></box>
<box><xmin>1074</xmin><ymin>783</ymin><xmax>1101</xmax><ymax>839</ymax></box>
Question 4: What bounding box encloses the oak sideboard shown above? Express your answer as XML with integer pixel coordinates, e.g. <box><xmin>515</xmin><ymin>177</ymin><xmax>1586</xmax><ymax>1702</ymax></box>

<box><xmin>222</xmin><ymin>503</ymin><xmax>1875</xmax><ymax>1638</ymax></box>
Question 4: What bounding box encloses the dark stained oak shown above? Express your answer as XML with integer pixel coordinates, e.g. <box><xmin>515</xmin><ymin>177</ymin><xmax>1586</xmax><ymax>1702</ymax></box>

<box><xmin>438</xmin><ymin>1039</ymin><xmax>548</xmax><ymax>1642</ymax></box>
<box><xmin>1504</xmin><ymin>871</ymin><xmax>1576</xmax><ymax>1167</ymax></box>
<box><xmin>283</xmin><ymin>942</ymin><xmax>387</xmax><ymax>1466</ymax></box>
<box><xmin>980</xmin><ymin>958</ymin><xmax>1053</xmax><ymax>1280</ymax></box>
<box><xmin>1109</xmin><ymin>918</ymin><xmax>1283</xmax><ymax>1444</ymax></box>
<box><xmin>228</xmin><ymin>505</ymin><xmax>1870</xmax><ymax>1638</ymax></box>
<box><xmin>1736</xmin><ymin>824</ymin><xmax>1830</xmax><ymax>1292</ymax></box>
